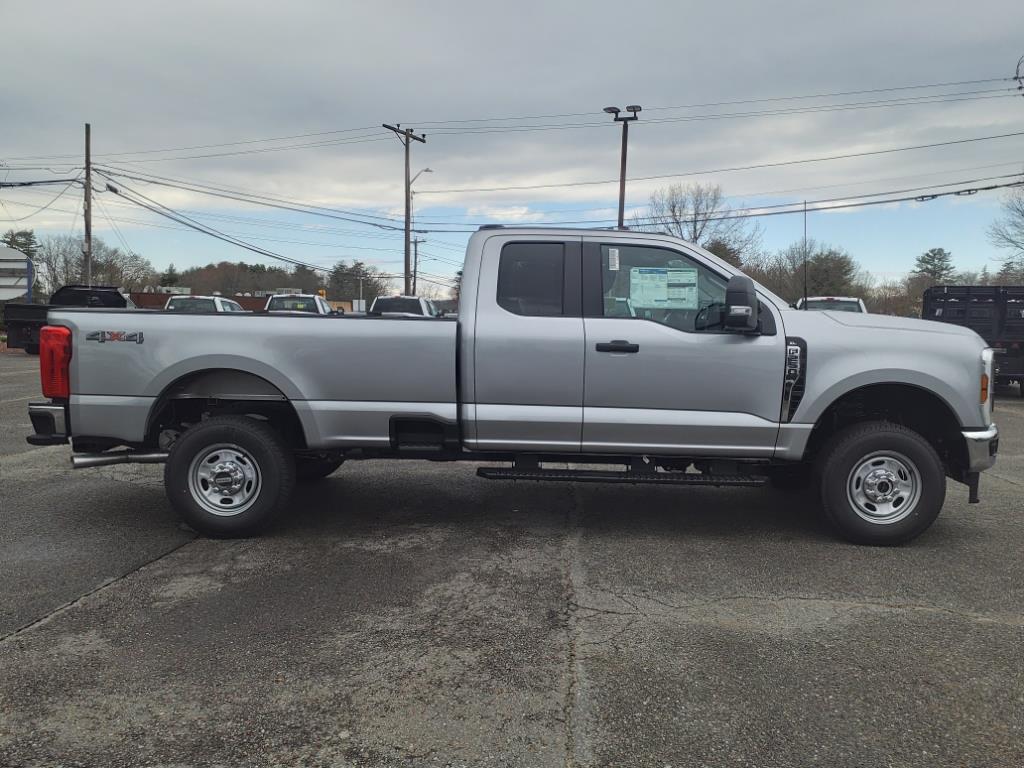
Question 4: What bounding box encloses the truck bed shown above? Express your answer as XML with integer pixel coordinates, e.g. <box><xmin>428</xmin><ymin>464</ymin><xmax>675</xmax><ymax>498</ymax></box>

<box><xmin>50</xmin><ymin>309</ymin><xmax>459</xmax><ymax>448</ymax></box>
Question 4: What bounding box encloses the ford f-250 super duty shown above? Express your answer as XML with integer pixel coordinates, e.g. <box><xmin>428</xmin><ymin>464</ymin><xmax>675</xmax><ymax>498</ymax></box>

<box><xmin>26</xmin><ymin>228</ymin><xmax>998</xmax><ymax>544</ymax></box>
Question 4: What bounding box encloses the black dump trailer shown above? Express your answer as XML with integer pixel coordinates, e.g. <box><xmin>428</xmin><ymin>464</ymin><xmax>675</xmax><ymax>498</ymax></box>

<box><xmin>923</xmin><ymin>285</ymin><xmax>1024</xmax><ymax>392</ymax></box>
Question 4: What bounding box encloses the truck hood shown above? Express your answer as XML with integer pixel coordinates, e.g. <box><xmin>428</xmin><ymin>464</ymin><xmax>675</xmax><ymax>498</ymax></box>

<box><xmin>781</xmin><ymin>309</ymin><xmax>982</xmax><ymax>339</ymax></box>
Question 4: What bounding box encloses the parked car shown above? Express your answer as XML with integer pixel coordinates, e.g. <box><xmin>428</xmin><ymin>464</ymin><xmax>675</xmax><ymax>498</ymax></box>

<box><xmin>264</xmin><ymin>294</ymin><xmax>336</xmax><ymax>315</ymax></box>
<box><xmin>164</xmin><ymin>295</ymin><xmax>246</xmax><ymax>313</ymax></box>
<box><xmin>795</xmin><ymin>296</ymin><xmax>867</xmax><ymax>313</ymax></box>
<box><xmin>368</xmin><ymin>295</ymin><xmax>440</xmax><ymax>317</ymax></box>
<box><xmin>25</xmin><ymin>227</ymin><xmax>997</xmax><ymax>545</ymax></box>
<box><xmin>2</xmin><ymin>285</ymin><xmax>134</xmax><ymax>354</ymax></box>
<box><xmin>923</xmin><ymin>285</ymin><xmax>1024</xmax><ymax>392</ymax></box>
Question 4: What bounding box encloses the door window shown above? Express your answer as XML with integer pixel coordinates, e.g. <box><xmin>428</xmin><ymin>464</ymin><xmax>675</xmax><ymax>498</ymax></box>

<box><xmin>497</xmin><ymin>243</ymin><xmax>565</xmax><ymax>317</ymax></box>
<box><xmin>600</xmin><ymin>244</ymin><xmax>728</xmax><ymax>332</ymax></box>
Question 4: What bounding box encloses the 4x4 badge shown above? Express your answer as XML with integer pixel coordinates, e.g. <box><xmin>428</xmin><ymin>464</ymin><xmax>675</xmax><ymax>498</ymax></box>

<box><xmin>85</xmin><ymin>331</ymin><xmax>145</xmax><ymax>344</ymax></box>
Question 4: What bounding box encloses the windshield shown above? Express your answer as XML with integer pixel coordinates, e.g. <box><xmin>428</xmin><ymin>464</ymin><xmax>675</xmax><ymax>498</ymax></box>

<box><xmin>167</xmin><ymin>298</ymin><xmax>217</xmax><ymax>313</ymax></box>
<box><xmin>803</xmin><ymin>299</ymin><xmax>863</xmax><ymax>312</ymax></box>
<box><xmin>372</xmin><ymin>298</ymin><xmax>424</xmax><ymax>314</ymax></box>
<box><xmin>267</xmin><ymin>297</ymin><xmax>318</xmax><ymax>313</ymax></box>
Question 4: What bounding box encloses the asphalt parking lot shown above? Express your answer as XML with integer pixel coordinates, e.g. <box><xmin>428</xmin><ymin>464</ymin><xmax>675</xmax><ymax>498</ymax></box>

<box><xmin>1</xmin><ymin>347</ymin><xmax>1023</xmax><ymax>767</ymax></box>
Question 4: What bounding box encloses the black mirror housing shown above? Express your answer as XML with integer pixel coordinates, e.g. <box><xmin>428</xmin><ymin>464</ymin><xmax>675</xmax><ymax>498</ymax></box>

<box><xmin>723</xmin><ymin>275</ymin><xmax>759</xmax><ymax>332</ymax></box>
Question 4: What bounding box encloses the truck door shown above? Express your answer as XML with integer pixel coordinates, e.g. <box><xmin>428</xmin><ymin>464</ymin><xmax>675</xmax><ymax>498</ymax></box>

<box><xmin>465</xmin><ymin>235</ymin><xmax>584</xmax><ymax>451</ymax></box>
<box><xmin>581</xmin><ymin>237</ymin><xmax>786</xmax><ymax>457</ymax></box>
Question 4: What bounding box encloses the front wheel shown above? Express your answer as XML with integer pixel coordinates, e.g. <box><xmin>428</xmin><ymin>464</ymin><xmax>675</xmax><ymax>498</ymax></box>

<box><xmin>817</xmin><ymin>421</ymin><xmax>945</xmax><ymax>545</ymax></box>
<box><xmin>24</xmin><ymin>344</ymin><xmax>39</xmax><ymax>355</ymax></box>
<box><xmin>164</xmin><ymin>415</ymin><xmax>295</xmax><ymax>537</ymax></box>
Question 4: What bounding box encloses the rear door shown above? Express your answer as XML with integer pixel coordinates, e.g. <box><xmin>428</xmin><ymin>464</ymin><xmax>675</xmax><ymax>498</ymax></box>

<box><xmin>467</xmin><ymin>236</ymin><xmax>584</xmax><ymax>451</ymax></box>
<box><xmin>581</xmin><ymin>237</ymin><xmax>786</xmax><ymax>457</ymax></box>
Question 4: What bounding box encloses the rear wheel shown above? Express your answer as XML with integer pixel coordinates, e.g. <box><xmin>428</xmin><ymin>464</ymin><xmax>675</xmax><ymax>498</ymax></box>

<box><xmin>817</xmin><ymin>421</ymin><xmax>945</xmax><ymax>545</ymax></box>
<box><xmin>164</xmin><ymin>415</ymin><xmax>295</xmax><ymax>537</ymax></box>
<box><xmin>24</xmin><ymin>344</ymin><xmax>39</xmax><ymax>355</ymax></box>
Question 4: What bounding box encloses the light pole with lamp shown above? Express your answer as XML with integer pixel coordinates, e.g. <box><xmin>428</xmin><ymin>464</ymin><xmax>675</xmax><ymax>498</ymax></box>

<box><xmin>409</xmin><ymin>167</ymin><xmax>432</xmax><ymax>295</ymax></box>
<box><xmin>604</xmin><ymin>105</ymin><xmax>641</xmax><ymax>229</ymax></box>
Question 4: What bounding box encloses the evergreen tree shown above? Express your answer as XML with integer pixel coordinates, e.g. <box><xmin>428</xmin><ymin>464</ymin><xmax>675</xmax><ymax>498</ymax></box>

<box><xmin>912</xmin><ymin>248</ymin><xmax>956</xmax><ymax>285</ymax></box>
<box><xmin>2</xmin><ymin>229</ymin><xmax>39</xmax><ymax>258</ymax></box>
<box><xmin>159</xmin><ymin>263</ymin><xmax>181</xmax><ymax>287</ymax></box>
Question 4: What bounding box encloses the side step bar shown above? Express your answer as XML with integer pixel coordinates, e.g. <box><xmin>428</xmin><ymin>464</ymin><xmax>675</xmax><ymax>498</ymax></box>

<box><xmin>477</xmin><ymin>467</ymin><xmax>767</xmax><ymax>487</ymax></box>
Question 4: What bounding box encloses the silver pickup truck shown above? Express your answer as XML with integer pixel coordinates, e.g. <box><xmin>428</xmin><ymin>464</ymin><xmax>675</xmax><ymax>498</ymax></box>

<box><xmin>27</xmin><ymin>227</ymin><xmax>998</xmax><ymax>544</ymax></box>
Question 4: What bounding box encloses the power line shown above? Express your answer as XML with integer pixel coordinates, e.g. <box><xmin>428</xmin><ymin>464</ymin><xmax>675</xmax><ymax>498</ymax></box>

<box><xmin>5</xmin><ymin>74</ymin><xmax>1016</xmax><ymax>163</ymax></box>
<box><xmin>95</xmin><ymin>166</ymin><xmax>407</xmax><ymax>231</ymax></box>
<box><xmin>95</xmin><ymin>165</ymin><xmax>407</xmax><ymax>225</ymax></box>
<box><xmin>422</xmin><ymin>90</ymin><xmax>1017</xmax><ymax>135</ymax></box>
<box><xmin>108</xmin><ymin>134</ymin><xmax>391</xmax><ymax>164</ymax></box>
<box><xmin>0</xmin><ymin>175</ymin><xmax>81</xmax><ymax>221</ymax></box>
<box><xmin>418</xmin><ymin>129</ymin><xmax>1024</xmax><ymax>195</ymax></box>
<box><xmin>104</xmin><ymin>180</ymin><xmax>334</xmax><ymax>272</ymax></box>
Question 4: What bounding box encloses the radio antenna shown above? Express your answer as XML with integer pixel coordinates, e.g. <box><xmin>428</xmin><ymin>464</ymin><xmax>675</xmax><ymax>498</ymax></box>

<box><xmin>802</xmin><ymin>200</ymin><xmax>809</xmax><ymax>309</ymax></box>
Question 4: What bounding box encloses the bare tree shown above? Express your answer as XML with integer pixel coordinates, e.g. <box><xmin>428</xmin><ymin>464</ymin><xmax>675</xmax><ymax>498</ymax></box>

<box><xmin>35</xmin><ymin>235</ymin><xmax>84</xmax><ymax>293</ymax></box>
<box><xmin>989</xmin><ymin>187</ymin><xmax>1024</xmax><ymax>281</ymax></box>
<box><xmin>633</xmin><ymin>182</ymin><xmax>762</xmax><ymax>267</ymax></box>
<box><xmin>34</xmin><ymin>235</ymin><xmax>155</xmax><ymax>293</ymax></box>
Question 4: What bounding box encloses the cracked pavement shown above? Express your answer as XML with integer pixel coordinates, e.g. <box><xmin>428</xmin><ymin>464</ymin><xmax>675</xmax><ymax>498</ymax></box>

<box><xmin>1</xmin><ymin>349</ymin><xmax>1023</xmax><ymax>767</ymax></box>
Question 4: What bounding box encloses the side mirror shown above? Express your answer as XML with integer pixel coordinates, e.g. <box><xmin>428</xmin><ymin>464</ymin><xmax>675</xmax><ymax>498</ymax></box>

<box><xmin>723</xmin><ymin>275</ymin><xmax>759</xmax><ymax>333</ymax></box>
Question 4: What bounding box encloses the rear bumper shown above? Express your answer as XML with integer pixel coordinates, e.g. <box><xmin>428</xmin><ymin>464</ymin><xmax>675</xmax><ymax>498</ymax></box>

<box><xmin>962</xmin><ymin>424</ymin><xmax>998</xmax><ymax>473</ymax></box>
<box><xmin>27</xmin><ymin>402</ymin><xmax>69</xmax><ymax>446</ymax></box>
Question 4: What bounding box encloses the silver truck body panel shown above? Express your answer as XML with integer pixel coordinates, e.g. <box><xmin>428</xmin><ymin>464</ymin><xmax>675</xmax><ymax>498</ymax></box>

<box><xmin>466</xmin><ymin>233</ymin><xmax>585</xmax><ymax>451</ymax></box>
<box><xmin>580</xmin><ymin>316</ymin><xmax>785</xmax><ymax>454</ymax></box>
<box><xmin>46</xmin><ymin>228</ymin><xmax>994</xmax><ymax>467</ymax></box>
<box><xmin>780</xmin><ymin>310</ymin><xmax>989</xmax><ymax>428</ymax></box>
<box><xmin>50</xmin><ymin>312</ymin><xmax>457</xmax><ymax>448</ymax></box>
<box><xmin>69</xmin><ymin>395</ymin><xmax>153</xmax><ymax>442</ymax></box>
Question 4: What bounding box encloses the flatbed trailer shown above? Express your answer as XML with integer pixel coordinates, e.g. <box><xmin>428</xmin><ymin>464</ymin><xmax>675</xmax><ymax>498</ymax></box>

<box><xmin>923</xmin><ymin>285</ymin><xmax>1024</xmax><ymax>390</ymax></box>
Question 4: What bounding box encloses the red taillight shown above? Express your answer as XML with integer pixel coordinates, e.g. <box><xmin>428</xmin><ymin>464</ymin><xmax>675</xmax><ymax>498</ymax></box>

<box><xmin>40</xmin><ymin>325</ymin><xmax>72</xmax><ymax>399</ymax></box>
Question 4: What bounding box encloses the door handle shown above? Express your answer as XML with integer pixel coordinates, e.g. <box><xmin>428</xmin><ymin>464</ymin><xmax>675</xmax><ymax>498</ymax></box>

<box><xmin>595</xmin><ymin>340</ymin><xmax>640</xmax><ymax>353</ymax></box>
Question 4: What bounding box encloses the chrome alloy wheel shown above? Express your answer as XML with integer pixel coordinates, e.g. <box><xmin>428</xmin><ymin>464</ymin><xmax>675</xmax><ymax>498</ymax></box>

<box><xmin>846</xmin><ymin>451</ymin><xmax>921</xmax><ymax>525</ymax></box>
<box><xmin>187</xmin><ymin>443</ymin><xmax>262</xmax><ymax>517</ymax></box>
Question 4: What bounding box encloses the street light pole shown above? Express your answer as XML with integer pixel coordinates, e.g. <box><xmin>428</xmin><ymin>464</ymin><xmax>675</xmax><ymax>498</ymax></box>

<box><xmin>604</xmin><ymin>105</ymin><xmax>641</xmax><ymax>229</ymax></box>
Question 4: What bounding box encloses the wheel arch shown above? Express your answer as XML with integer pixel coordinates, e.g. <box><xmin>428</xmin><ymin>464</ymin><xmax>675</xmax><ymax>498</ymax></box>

<box><xmin>145</xmin><ymin>368</ymin><xmax>310</xmax><ymax>450</ymax></box>
<box><xmin>802</xmin><ymin>382</ymin><xmax>968</xmax><ymax>478</ymax></box>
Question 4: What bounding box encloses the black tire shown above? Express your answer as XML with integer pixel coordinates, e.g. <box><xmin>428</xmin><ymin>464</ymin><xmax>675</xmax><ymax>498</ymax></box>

<box><xmin>164</xmin><ymin>415</ymin><xmax>295</xmax><ymax>537</ymax></box>
<box><xmin>24</xmin><ymin>344</ymin><xmax>39</xmax><ymax>355</ymax></box>
<box><xmin>295</xmin><ymin>453</ymin><xmax>344</xmax><ymax>482</ymax></box>
<box><xmin>767</xmin><ymin>463</ymin><xmax>815</xmax><ymax>492</ymax></box>
<box><xmin>816</xmin><ymin>421</ymin><xmax>945</xmax><ymax>545</ymax></box>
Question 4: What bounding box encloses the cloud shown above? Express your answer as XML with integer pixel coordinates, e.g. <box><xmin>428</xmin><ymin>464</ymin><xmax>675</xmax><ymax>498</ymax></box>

<box><xmin>2</xmin><ymin>0</ymin><xmax>1020</xmax><ymax>273</ymax></box>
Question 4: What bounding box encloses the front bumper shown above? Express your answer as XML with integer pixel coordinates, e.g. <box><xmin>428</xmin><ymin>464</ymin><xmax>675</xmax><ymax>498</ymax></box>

<box><xmin>27</xmin><ymin>401</ymin><xmax>69</xmax><ymax>446</ymax></box>
<box><xmin>962</xmin><ymin>424</ymin><xmax>998</xmax><ymax>473</ymax></box>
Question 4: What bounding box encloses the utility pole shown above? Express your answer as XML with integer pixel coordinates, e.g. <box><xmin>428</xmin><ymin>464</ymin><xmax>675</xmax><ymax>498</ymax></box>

<box><xmin>412</xmin><ymin>237</ymin><xmax>423</xmax><ymax>295</ymax></box>
<box><xmin>84</xmin><ymin>122</ymin><xmax>93</xmax><ymax>286</ymax></box>
<box><xmin>603</xmin><ymin>106</ymin><xmax>641</xmax><ymax>229</ymax></box>
<box><xmin>383</xmin><ymin>124</ymin><xmax>426</xmax><ymax>295</ymax></box>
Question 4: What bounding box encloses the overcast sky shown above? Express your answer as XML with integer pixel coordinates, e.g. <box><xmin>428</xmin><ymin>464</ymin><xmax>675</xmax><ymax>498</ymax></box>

<box><xmin>2</xmin><ymin>0</ymin><xmax>1022</xmax><ymax>290</ymax></box>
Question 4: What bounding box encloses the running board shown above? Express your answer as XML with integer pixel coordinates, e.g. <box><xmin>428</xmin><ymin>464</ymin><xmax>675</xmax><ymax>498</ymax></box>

<box><xmin>476</xmin><ymin>467</ymin><xmax>767</xmax><ymax>486</ymax></box>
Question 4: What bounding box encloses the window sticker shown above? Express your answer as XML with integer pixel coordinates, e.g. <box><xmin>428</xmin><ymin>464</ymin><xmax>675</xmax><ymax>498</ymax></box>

<box><xmin>629</xmin><ymin>267</ymin><xmax>698</xmax><ymax>309</ymax></box>
<box><xmin>608</xmin><ymin>248</ymin><xmax>620</xmax><ymax>271</ymax></box>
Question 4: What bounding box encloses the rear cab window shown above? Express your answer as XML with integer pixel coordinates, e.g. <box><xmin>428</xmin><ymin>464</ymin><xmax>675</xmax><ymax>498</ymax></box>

<box><xmin>497</xmin><ymin>243</ymin><xmax>565</xmax><ymax>317</ymax></box>
<box><xmin>268</xmin><ymin>297</ymin><xmax>317</xmax><ymax>312</ymax></box>
<box><xmin>167</xmin><ymin>298</ymin><xmax>217</xmax><ymax>313</ymax></box>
